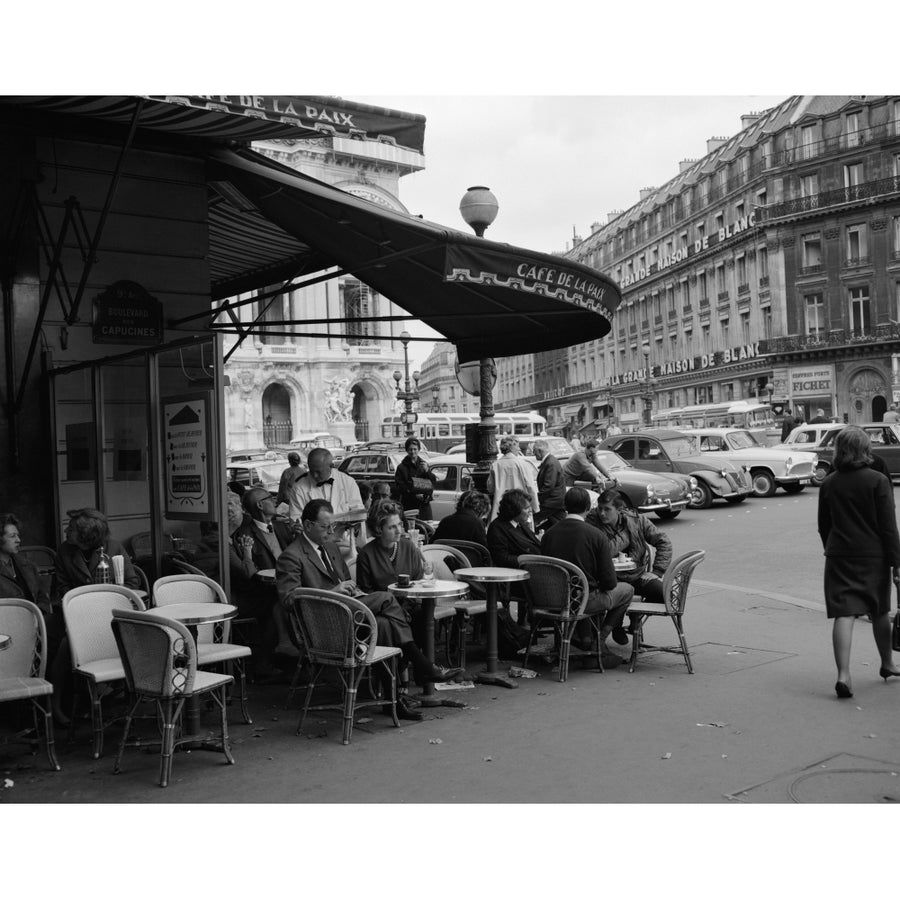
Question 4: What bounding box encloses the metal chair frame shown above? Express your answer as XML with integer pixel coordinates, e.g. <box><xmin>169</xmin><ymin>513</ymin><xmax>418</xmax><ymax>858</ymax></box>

<box><xmin>0</xmin><ymin>598</ymin><xmax>60</xmax><ymax>771</ymax></box>
<box><xmin>518</xmin><ymin>554</ymin><xmax>603</xmax><ymax>682</ymax></box>
<box><xmin>152</xmin><ymin>574</ymin><xmax>252</xmax><ymax>724</ymax></box>
<box><xmin>628</xmin><ymin>550</ymin><xmax>706</xmax><ymax>674</ymax></box>
<box><xmin>421</xmin><ymin>543</ymin><xmax>487</xmax><ymax>669</ymax></box>
<box><xmin>284</xmin><ymin>589</ymin><xmax>402</xmax><ymax>745</ymax></box>
<box><xmin>17</xmin><ymin>546</ymin><xmax>59</xmax><ymax>600</ymax></box>
<box><xmin>61</xmin><ymin>584</ymin><xmax>146</xmax><ymax>759</ymax></box>
<box><xmin>111</xmin><ymin>608</ymin><xmax>234</xmax><ymax>787</ymax></box>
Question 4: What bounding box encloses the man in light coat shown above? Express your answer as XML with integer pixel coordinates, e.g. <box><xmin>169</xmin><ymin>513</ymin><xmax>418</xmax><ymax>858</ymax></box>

<box><xmin>486</xmin><ymin>436</ymin><xmax>540</xmax><ymax>524</ymax></box>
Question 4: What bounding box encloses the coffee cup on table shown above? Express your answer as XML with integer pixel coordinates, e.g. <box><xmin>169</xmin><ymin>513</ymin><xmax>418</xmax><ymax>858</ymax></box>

<box><xmin>397</xmin><ymin>573</ymin><xmax>411</xmax><ymax>587</ymax></box>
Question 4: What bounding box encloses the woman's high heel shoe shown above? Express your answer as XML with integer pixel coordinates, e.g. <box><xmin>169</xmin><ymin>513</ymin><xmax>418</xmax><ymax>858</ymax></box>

<box><xmin>835</xmin><ymin>681</ymin><xmax>853</xmax><ymax>698</ymax></box>
<box><xmin>879</xmin><ymin>667</ymin><xmax>900</xmax><ymax>682</ymax></box>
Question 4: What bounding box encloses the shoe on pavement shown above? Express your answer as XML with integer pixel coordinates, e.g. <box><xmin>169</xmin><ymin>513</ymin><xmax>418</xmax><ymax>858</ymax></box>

<box><xmin>382</xmin><ymin>700</ymin><xmax>424</xmax><ymax>721</ymax></box>
<box><xmin>419</xmin><ymin>664</ymin><xmax>465</xmax><ymax>684</ymax></box>
<box><xmin>611</xmin><ymin>626</ymin><xmax>630</xmax><ymax>646</ymax></box>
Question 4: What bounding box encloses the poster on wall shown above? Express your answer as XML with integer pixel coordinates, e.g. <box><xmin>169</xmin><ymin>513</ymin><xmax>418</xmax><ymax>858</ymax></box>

<box><xmin>162</xmin><ymin>393</ymin><xmax>214</xmax><ymax>520</ymax></box>
<box><xmin>113</xmin><ymin>415</ymin><xmax>147</xmax><ymax>481</ymax></box>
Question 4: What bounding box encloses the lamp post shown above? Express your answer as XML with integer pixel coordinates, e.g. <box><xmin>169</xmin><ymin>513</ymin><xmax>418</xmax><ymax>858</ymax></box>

<box><xmin>640</xmin><ymin>345</ymin><xmax>656</xmax><ymax>427</ymax></box>
<box><xmin>430</xmin><ymin>385</ymin><xmax>442</xmax><ymax>413</ymax></box>
<box><xmin>460</xmin><ymin>186</ymin><xmax>500</xmax><ymax>490</ymax></box>
<box><xmin>765</xmin><ymin>381</ymin><xmax>774</xmax><ymax>405</ymax></box>
<box><xmin>392</xmin><ymin>330</ymin><xmax>419</xmax><ymax>438</ymax></box>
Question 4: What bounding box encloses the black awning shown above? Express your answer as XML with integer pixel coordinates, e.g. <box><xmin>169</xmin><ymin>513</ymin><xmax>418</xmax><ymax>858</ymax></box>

<box><xmin>0</xmin><ymin>95</ymin><xmax>426</xmax><ymax>151</ymax></box>
<box><xmin>204</xmin><ymin>148</ymin><xmax>621</xmax><ymax>363</ymax></box>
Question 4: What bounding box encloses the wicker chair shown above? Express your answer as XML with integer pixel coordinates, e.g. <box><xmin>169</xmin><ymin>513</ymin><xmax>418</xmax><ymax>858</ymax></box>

<box><xmin>517</xmin><ymin>554</ymin><xmax>602</xmax><ymax>682</ymax></box>
<box><xmin>421</xmin><ymin>543</ymin><xmax>486</xmax><ymax>669</ymax></box>
<box><xmin>61</xmin><ymin>584</ymin><xmax>146</xmax><ymax>758</ymax></box>
<box><xmin>283</xmin><ymin>588</ymin><xmax>402</xmax><ymax>745</ymax></box>
<box><xmin>0</xmin><ymin>598</ymin><xmax>60</xmax><ymax>771</ymax></box>
<box><xmin>17</xmin><ymin>546</ymin><xmax>59</xmax><ymax>600</ymax></box>
<box><xmin>408</xmin><ymin>518</ymin><xmax>436</xmax><ymax>543</ymax></box>
<box><xmin>169</xmin><ymin>558</ymin><xmax>259</xmax><ymax>663</ymax></box>
<box><xmin>110</xmin><ymin>608</ymin><xmax>235</xmax><ymax>787</ymax></box>
<box><xmin>152</xmin><ymin>574</ymin><xmax>252</xmax><ymax>724</ymax></box>
<box><xmin>628</xmin><ymin>550</ymin><xmax>706</xmax><ymax>674</ymax></box>
<box><xmin>132</xmin><ymin>563</ymin><xmax>151</xmax><ymax>601</ymax></box>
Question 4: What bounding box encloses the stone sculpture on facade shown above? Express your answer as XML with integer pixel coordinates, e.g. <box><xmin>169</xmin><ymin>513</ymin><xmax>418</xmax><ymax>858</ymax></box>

<box><xmin>323</xmin><ymin>376</ymin><xmax>354</xmax><ymax>423</ymax></box>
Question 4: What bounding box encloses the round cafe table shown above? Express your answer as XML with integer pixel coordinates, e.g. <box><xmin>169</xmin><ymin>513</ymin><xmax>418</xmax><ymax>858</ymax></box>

<box><xmin>256</xmin><ymin>568</ymin><xmax>276</xmax><ymax>584</ymax></box>
<box><xmin>0</xmin><ymin>633</ymin><xmax>10</xmax><ymax>651</ymax></box>
<box><xmin>389</xmin><ymin>578</ymin><xmax>470</xmax><ymax>707</ymax></box>
<box><xmin>158</xmin><ymin>602</ymin><xmax>237</xmax><ymax>747</ymax></box>
<box><xmin>452</xmin><ymin>567</ymin><xmax>530</xmax><ymax>690</ymax></box>
<box><xmin>614</xmin><ymin>558</ymin><xmax>638</xmax><ymax>575</ymax></box>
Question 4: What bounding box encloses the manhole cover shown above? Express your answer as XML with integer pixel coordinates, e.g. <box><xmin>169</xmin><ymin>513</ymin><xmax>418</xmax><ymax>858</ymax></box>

<box><xmin>726</xmin><ymin>752</ymin><xmax>900</xmax><ymax>803</ymax></box>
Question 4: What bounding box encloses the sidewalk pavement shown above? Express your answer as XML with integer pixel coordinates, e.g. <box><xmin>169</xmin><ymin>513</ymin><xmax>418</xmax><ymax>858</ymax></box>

<box><xmin>4</xmin><ymin>577</ymin><xmax>900</xmax><ymax>803</ymax></box>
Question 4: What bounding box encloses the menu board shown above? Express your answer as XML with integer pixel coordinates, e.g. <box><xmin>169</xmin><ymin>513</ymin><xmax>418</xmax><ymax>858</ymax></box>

<box><xmin>163</xmin><ymin>393</ymin><xmax>213</xmax><ymax>520</ymax></box>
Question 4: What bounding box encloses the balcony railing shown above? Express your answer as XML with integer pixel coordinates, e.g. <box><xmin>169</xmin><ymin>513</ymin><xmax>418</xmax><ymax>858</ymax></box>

<box><xmin>762</xmin><ymin>323</ymin><xmax>900</xmax><ymax>353</ymax></box>
<box><xmin>776</xmin><ymin>122</ymin><xmax>899</xmax><ymax>167</ymax></box>
<box><xmin>759</xmin><ymin>174</ymin><xmax>900</xmax><ymax>222</ymax></box>
<box><xmin>682</xmin><ymin>304</ymin><xmax>693</xmax><ymax>313</ymax></box>
<box><xmin>845</xmin><ymin>255</ymin><xmax>871</xmax><ymax>267</ymax></box>
<box><xmin>699</xmin><ymin>297</ymin><xmax>710</xmax><ymax>308</ymax></box>
<box><xmin>717</xmin><ymin>290</ymin><xmax>730</xmax><ymax>302</ymax></box>
<box><xmin>668</xmin><ymin>308</ymin><xmax>679</xmax><ymax>319</ymax></box>
<box><xmin>799</xmin><ymin>264</ymin><xmax>823</xmax><ymax>275</ymax></box>
<box><xmin>738</xmin><ymin>282</ymin><xmax>750</xmax><ymax>294</ymax></box>
<box><xmin>759</xmin><ymin>275</ymin><xmax>769</xmax><ymax>288</ymax></box>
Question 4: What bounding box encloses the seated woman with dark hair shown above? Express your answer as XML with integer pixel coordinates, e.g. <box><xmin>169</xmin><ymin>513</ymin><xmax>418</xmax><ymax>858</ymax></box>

<box><xmin>356</xmin><ymin>500</ymin><xmax>424</xmax><ymax>594</ymax></box>
<box><xmin>56</xmin><ymin>508</ymin><xmax>140</xmax><ymax>597</ymax></box>
<box><xmin>487</xmin><ymin>489</ymin><xmax>542</xmax><ymax>625</ymax></box>
<box><xmin>433</xmin><ymin>490</ymin><xmax>490</xmax><ymax>548</ymax></box>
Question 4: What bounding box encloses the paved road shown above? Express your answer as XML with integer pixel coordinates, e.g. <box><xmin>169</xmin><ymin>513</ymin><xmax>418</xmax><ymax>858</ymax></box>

<box><xmin>6</xmin><ymin>487</ymin><xmax>900</xmax><ymax>804</ymax></box>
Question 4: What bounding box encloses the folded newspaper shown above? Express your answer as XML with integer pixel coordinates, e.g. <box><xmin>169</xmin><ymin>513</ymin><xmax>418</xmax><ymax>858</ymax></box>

<box><xmin>433</xmin><ymin>680</ymin><xmax>475</xmax><ymax>691</ymax></box>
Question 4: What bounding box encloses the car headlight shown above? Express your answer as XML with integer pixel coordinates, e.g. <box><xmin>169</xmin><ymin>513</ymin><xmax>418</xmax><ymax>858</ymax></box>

<box><xmin>719</xmin><ymin>469</ymin><xmax>729</xmax><ymax>478</ymax></box>
<box><xmin>646</xmin><ymin>485</ymin><xmax>656</xmax><ymax>499</ymax></box>
<box><xmin>689</xmin><ymin>476</ymin><xmax>698</xmax><ymax>488</ymax></box>
<box><xmin>785</xmin><ymin>456</ymin><xmax>793</xmax><ymax>471</ymax></box>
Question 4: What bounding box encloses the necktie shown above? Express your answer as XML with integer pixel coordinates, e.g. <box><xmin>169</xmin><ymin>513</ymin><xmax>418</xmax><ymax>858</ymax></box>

<box><xmin>265</xmin><ymin>524</ymin><xmax>273</xmax><ymax>533</ymax></box>
<box><xmin>316</xmin><ymin>478</ymin><xmax>334</xmax><ymax>487</ymax></box>
<box><xmin>318</xmin><ymin>544</ymin><xmax>335</xmax><ymax>578</ymax></box>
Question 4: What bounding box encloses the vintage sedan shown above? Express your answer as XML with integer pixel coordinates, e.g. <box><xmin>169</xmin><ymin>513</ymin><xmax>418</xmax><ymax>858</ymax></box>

<box><xmin>770</xmin><ymin>422</ymin><xmax>845</xmax><ymax>453</ymax></box>
<box><xmin>591</xmin><ymin>449</ymin><xmax>694</xmax><ymax>520</ymax></box>
<box><xmin>679</xmin><ymin>427</ymin><xmax>817</xmax><ymax>497</ymax></box>
<box><xmin>600</xmin><ymin>429</ymin><xmax>753</xmax><ymax>509</ymax></box>
<box><xmin>812</xmin><ymin>422</ymin><xmax>900</xmax><ymax>485</ymax></box>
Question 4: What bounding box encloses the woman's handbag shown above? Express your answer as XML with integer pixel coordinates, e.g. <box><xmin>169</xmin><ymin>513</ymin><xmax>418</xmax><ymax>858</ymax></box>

<box><xmin>411</xmin><ymin>476</ymin><xmax>433</xmax><ymax>493</ymax></box>
<box><xmin>892</xmin><ymin>580</ymin><xmax>900</xmax><ymax>652</ymax></box>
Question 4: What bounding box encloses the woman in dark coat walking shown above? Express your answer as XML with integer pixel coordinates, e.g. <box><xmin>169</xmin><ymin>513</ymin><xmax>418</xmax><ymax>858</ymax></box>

<box><xmin>818</xmin><ymin>426</ymin><xmax>900</xmax><ymax>698</ymax></box>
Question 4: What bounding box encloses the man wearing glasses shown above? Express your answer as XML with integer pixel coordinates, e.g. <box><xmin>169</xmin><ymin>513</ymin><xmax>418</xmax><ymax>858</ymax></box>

<box><xmin>276</xmin><ymin>499</ymin><xmax>462</xmax><ymax>720</ymax></box>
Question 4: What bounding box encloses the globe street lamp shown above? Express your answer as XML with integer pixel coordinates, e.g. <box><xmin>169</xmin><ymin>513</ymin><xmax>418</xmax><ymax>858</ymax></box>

<box><xmin>460</xmin><ymin>186</ymin><xmax>500</xmax><ymax>489</ymax></box>
<box><xmin>393</xmin><ymin>330</ymin><xmax>419</xmax><ymax>438</ymax></box>
<box><xmin>640</xmin><ymin>344</ymin><xmax>656</xmax><ymax>427</ymax></box>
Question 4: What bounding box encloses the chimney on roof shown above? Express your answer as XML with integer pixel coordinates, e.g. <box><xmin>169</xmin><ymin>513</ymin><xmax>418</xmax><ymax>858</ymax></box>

<box><xmin>607</xmin><ymin>209</ymin><xmax>623</xmax><ymax>224</ymax></box>
<box><xmin>706</xmin><ymin>136</ymin><xmax>727</xmax><ymax>154</ymax></box>
<box><xmin>638</xmin><ymin>187</ymin><xmax>656</xmax><ymax>201</ymax></box>
<box><xmin>591</xmin><ymin>221</ymin><xmax>602</xmax><ymax>234</ymax></box>
<box><xmin>678</xmin><ymin>158</ymin><xmax>697</xmax><ymax>173</ymax></box>
<box><xmin>741</xmin><ymin>113</ymin><xmax>761</xmax><ymax>129</ymax></box>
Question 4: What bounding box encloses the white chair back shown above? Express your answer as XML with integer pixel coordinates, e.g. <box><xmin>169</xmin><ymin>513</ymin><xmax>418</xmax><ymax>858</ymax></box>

<box><xmin>152</xmin><ymin>573</ymin><xmax>229</xmax><ymax>643</ymax></box>
<box><xmin>0</xmin><ymin>597</ymin><xmax>46</xmax><ymax>679</ymax></box>
<box><xmin>62</xmin><ymin>585</ymin><xmax>145</xmax><ymax>669</ymax></box>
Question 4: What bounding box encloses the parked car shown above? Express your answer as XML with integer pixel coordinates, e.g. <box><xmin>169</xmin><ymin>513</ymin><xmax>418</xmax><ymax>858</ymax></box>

<box><xmin>518</xmin><ymin>436</ymin><xmax>577</xmax><ymax>464</ymax></box>
<box><xmin>812</xmin><ymin>422</ymin><xmax>900</xmax><ymax>485</ymax></box>
<box><xmin>425</xmin><ymin>454</ymin><xmax>477</xmax><ymax>519</ymax></box>
<box><xmin>355</xmin><ymin>439</ymin><xmax>435</xmax><ymax>459</ymax></box>
<box><xmin>338</xmin><ymin>448</ymin><xmax>407</xmax><ymax>496</ymax></box>
<box><xmin>226</xmin><ymin>459</ymin><xmax>287</xmax><ymax>495</ymax></box>
<box><xmin>679</xmin><ymin>427</ymin><xmax>817</xmax><ymax>497</ymax></box>
<box><xmin>770</xmin><ymin>423</ymin><xmax>845</xmax><ymax>453</ymax></box>
<box><xmin>600</xmin><ymin>429</ymin><xmax>753</xmax><ymax>509</ymax></box>
<box><xmin>590</xmin><ymin>449</ymin><xmax>694</xmax><ymax>520</ymax></box>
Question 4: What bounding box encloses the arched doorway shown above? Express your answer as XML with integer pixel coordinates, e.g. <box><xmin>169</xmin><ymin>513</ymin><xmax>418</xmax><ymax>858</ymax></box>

<box><xmin>847</xmin><ymin>367</ymin><xmax>887</xmax><ymax>424</ymax></box>
<box><xmin>351</xmin><ymin>380</ymin><xmax>380</xmax><ymax>442</ymax></box>
<box><xmin>262</xmin><ymin>383</ymin><xmax>292</xmax><ymax>446</ymax></box>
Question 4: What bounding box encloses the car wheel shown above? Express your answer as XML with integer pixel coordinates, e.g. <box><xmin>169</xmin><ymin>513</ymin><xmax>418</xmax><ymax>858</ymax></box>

<box><xmin>782</xmin><ymin>482</ymin><xmax>805</xmax><ymax>494</ymax></box>
<box><xmin>724</xmin><ymin>495</ymin><xmax>746</xmax><ymax>504</ymax></box>
<box><xmin>812</xmin><ymin>463</ymin><xmax>830</xmax><ymax>486</ymax></box>
<box><xmin>750</xmin><ymin>469</ymin><xmax>777</xmax><ymax>497</ymax></box>
<box><xmin>655</xmin><ymin>509</ymin><xmax>681</xmax><ymax>520</ymax></box>
<box><xmin>690</xmin><ymin>480</ymin><xmax>713</xmax><ymax>509</ymax></box>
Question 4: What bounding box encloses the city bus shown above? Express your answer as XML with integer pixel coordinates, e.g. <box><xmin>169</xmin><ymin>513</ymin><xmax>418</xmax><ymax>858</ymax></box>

<box><xmin>379</xmin><ymin>411</ymin><xmax>547</xmax><ymax>453</ymax></box>
<box><xmin>652</xmin><ymin>400</ymin><xmax>779</xmax><ymax>443</ymax></box>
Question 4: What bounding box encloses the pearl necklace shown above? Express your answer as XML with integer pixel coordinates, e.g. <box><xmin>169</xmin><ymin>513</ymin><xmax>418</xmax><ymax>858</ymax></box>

<box><xmin>389</xmin><ymin>542</ymin><xmax>399</xmax><ymax>564</ymax></box>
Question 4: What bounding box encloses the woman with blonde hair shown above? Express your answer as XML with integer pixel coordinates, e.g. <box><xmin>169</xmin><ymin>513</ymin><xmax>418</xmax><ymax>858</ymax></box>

<box><xmin>818</xmin><ymin>426</ymin><xmax>900</xmax><ymax>698</ymax></box>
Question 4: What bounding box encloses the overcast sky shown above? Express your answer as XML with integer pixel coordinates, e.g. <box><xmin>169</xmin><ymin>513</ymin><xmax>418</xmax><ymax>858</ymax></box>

<box><xmin>360</xmin><ymin>95</ymin><xmax>787</xmax><ymax>367</ymax></box>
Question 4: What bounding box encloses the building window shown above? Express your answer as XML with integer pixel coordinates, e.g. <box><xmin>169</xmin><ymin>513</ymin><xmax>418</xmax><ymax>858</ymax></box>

<box><xmin>740</xmin><ymin>311</ymin><xmax>751</xmax><ymax>343</ymax></box>
<box><xmin>762</xmin><ymin>306</ymin><xmax>772</xmax><ymax>339</ymax></box>
<box><xmin>342</xmin><ymin>279</ymin><xmax>373</xmax><ymax>345</ymax></box>
<box><xmin>847</xmin><ymin>224</ymin><xmax>868</xmax><ymax>265</ymax></box>
<box><xmin>699</xmin><ymin>271</ymin><xmax>708</xmax><ymax>301</ymax></box>
<box><xmin>758</xmin><ymin>245</ymin><xmax>769</xmax><ymax>280</ymax></box>
<box><xmin>805</xmin><ymin>293</ymin><xmax>825</xmax><ymax>337</ymax></box>
<box><xmin>799</xmin><ymin>124</ymin><xmax>817</xmax><ymax>160</ymax></box>
<box><xmin>697</xmin><ymin>222</ymin><xmax>705</xmax><ymax>243</ymax></box>
<box><xmin>736</xmin><ymin>254</ymin><xmax>747</xmax><ymax>285</ymax></box>
<box><xmin>715</xmin><ymin>212</ymin><xmax>724</xmax><ymax>233</ymax></box>
<box><xmin>800</xmin><ymin>173</ymin><xmax>819</xmax><ymax>197</ymax></box>
<box><xmin>449</xmin><ymin>385</ymin><xmax>455</xmax><ymax>399</ymax></box>
<box><xmin>802</xmin><ymin>233</ymin><xmax>822</xmax><ymax>269</ymax></box>
<box><xmin>844</xmin><ymin>162</ymin><xmax>864</xmax><ymax>188</ymax></box>
<box><xmin>893</xmin><ymin>216</ymin><xmax>900</xmax><ymax>258</ymax></box>
<box><xmin>721</xmin><ymin>318</ymin><xmax>730</xmax><ymax>345</ymax></box>
<box><xmin>722</xmin><ymin>382</ymin><xmax>735</xmax><ymax>401</ymax></box>
<box><xmin>701</xmin><ymin>324</ymin><xmax>711</xmax><ymax>352</ymax></box>
<box><xmin>846</xmin><ymin>111</ymin><xmax>860</xmax><ymax>147</ymax></box>
<box><xmin>735</xmin><ymin>201</ymin><xmax>745</xmax><ymax>220</ymax></box>
<box><xmin>716</xmin><ymin>264</ymin><xmax>726</xmax><ymax>294</ymax></box>
<box><xmin>756</xmin><ymin>187</ymin><xmax>767</xmax><ymax>210</ymax></box>
<box><xmin>849</xmin><ymin>285</ymin><xmax>871</xmax><ymax>335</ymax></box>
<box><xmin>680</xmin><ymin>231</ymin><xmax>689</xmax><ymax>250</ymax></box>
<box><xmin>682</xmin><ymin>279</ymin><xmax>690</xmax><ymax>306</ymax></box>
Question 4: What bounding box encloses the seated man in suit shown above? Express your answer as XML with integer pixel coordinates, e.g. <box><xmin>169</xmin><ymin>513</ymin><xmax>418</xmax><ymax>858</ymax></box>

<box><xmin>539</xmin><ymin>487</ymin><xmax>634</xmax><ymax>652</ymax></box>
<box><xmin>231</xmin><ymin>486</ymin><xmax>297</xmax><ymax>676</ymax></box>
<box><xmin>276</xmin><ymin>499</ymin><xmax>463</xmax><ymax>721</ymax></box>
